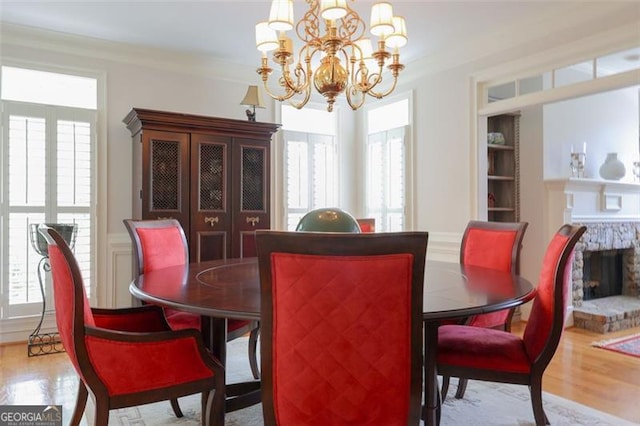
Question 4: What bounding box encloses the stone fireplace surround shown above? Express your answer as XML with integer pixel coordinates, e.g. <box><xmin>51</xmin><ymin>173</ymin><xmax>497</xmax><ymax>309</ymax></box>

<box><xmin>571</xmin><ymin>222</ymin><xmax>640</xmax><ymax>332</ymax></box>
<box><xmin>545</xmin><ymin>178</ymin><xmax>640</xmax><ymax>333</ymax></box>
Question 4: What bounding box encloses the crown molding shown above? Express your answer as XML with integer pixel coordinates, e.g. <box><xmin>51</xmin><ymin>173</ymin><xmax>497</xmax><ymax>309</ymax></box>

<box><xmin>0</xmin><ymin>23</ymin><xmax>258</xmax><ymax>84</ymax></box>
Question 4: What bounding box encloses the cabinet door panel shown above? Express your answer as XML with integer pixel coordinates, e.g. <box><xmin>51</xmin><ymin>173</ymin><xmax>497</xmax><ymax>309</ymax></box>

<box><xmin>191</xmin><ymin>133</ymin><xmax>232</xmax><ymax>261</ymax></box>
<box><xmin>142</xmin><ymin>130</ymin><xmax>190</xmax><ymax>230</ymax></box>
<box><xmin>194</xmin><ymin>231</ymin><xmax>227</xmax><ymax>262</ymax></box>
<box><xmin>232</xmin><ymin>139</ymin><xmax>270</xmax><ymax>258</ymax></box>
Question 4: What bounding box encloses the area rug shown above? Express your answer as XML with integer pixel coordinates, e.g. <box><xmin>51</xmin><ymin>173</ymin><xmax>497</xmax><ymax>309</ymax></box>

<box><xmin>76</xmin><ymin>338</ymin><xmax>635</xmax><ymax>426</ymax></box>
<box><xmin>592</xmin><ymin>332</ymin><xmax>640</xmax><ymax>358</ymax></box>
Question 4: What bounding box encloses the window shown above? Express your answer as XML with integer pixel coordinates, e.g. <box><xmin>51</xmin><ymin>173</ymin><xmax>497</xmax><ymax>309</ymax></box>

<box><xmin>1</xmin><ymin>66</ymin><xmax>97</xmax><ymax>320</ymax></box>
<box><xmin>281</xmin><ymin>105</ymin><xmax>338</xmax><ymax>230</ymax></box>
<box><xmin>365</xmin><ymin>98</ymin><xmax>410</xmax><ymax>231</ymax></box>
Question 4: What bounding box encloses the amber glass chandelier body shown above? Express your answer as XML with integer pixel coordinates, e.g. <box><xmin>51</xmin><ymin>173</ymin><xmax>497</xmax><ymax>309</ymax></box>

<box><xmin>255</xmin><ymin>0</ymin><xmax>407</xmax><ymax>112</ymax></box>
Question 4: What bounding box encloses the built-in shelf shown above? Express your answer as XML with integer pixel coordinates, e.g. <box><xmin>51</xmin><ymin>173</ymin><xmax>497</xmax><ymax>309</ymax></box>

<box><xmin>488</xmin><ymin>144</ymin><xmax>514</xmax><ymax>151</ymax></box>
<box><xmin>487</xmin><ymin>113</ymin><xmax>520</xmax><ymax>223</ymax></box>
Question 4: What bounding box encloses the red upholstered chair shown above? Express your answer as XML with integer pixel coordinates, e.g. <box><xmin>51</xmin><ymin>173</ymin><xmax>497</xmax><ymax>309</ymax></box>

<box><xmin>123</xmin><ymin>219</ymin><xmax>261</xmax><ymax>382</ymax></box>
<box><xmin>256</xmin><ymin>230</ymin><xmax>428</xmax><ymax>426</ymax></box>
<box><xmin>441</xmin><ymin>220</ymin><xmax>528</xmax><ymax>399</ymax></box>
<box><xmin>437</xmin><ymin>224</ymin><xmax>586</xmax><ymax>426</ymax></box>
<box><xmin>38</xmin><ymin>224</ymin><xmax>225</xmax><ymax>426</ymax></box>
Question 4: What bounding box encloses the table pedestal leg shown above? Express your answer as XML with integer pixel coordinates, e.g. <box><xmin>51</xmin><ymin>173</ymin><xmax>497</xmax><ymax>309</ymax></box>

<box><xmin>201</xmin><ymin>316</ymin><xmax>227</xmax><ymax>363</ymax></box>
<box><xmin>423</xmin><ymin>321</ymin><xmax>441</xmax><ymax>426</ymax></box>
<box><xmin>201</xmin><ymin>316</ymin><xmax>262</xmax><ymax>413</ymax></box>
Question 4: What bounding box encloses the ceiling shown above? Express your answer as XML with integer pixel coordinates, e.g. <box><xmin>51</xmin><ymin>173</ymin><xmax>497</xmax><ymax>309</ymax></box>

<box><xmin>0</xmin><ymin>0</ymin><xmax>614</xmax><ymax>69</ymax></box>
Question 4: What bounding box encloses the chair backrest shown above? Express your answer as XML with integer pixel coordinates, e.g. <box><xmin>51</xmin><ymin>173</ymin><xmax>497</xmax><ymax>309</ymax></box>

<box><xmin>523</xmin><ymin>224</ymin><xmax>586</xmax><ymax>367</ymax></box>
<box><xmin>123</xmin><ymin>219</ymin><xmax>188</xmax><ymax>276</ymax></box>
<box><xmin>38</xmin><ymin>224</ymin><xmax>95</xmax><ymax>379</ymax></box>
<box><xmin>460</xmin><ymin>220</ymin><xmax>528</xmax><ymax>274</ymax></box>
<box><xmin>256</xmin><ymin>230</ymin><xmax>428</xmax><ymax>426</ymax></box>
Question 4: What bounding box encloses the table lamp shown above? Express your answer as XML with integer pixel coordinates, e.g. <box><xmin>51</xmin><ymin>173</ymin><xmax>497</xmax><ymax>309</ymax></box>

<box><xmin>240</xmin><ymin>85</ymin><xmax>265</xmax><ymax>122</ymax></box>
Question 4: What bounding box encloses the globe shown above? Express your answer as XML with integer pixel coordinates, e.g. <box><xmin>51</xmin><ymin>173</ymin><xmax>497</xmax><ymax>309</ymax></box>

<box><xmin>295</xmin><ymin>208</ymin><xmax>361</xmax><ymax>233</ymax></box>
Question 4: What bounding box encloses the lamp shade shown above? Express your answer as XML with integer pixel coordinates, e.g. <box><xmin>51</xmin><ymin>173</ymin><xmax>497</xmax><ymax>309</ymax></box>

<box><xmin>386</xmin><ymin>16</ymin><xmax>408</xmax><ymax>48</ymax></box>
<box><xmin>370</xmin><ymin>2</ymin><xmax>394</xmax><ymax>36</ymax></box>
<box><xmin>295</xmin><ymin>208</ymin><xmax>361</xmax><ymax>233</ymax></box>
<box><xmin>256</xmin><ymin>22</ymin><xmax>278</xmax><ymax>52</ymax></box>
<box><xmin>240</xmin><ymin>86</ymin><xmax>265</xmax><ymax>108</ymax></box>
<box><xmin>269</xmin><ymin>0</ymin><xmax>294</xmax><ymax>31</ymax></box>
<box><xmin>320</xmin><ymin>0</ymin><xmax>347</xmax><ymax>20</ymax></box>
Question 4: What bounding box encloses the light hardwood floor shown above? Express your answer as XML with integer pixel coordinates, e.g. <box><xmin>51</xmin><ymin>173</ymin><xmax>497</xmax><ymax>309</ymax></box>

<box><xmin>1</xmin><ymin>324</ymin><xmax>639</xmax><ymax>424</ymax></box>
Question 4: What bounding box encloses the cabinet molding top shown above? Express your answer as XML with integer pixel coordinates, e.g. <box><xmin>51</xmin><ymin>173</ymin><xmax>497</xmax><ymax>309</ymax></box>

<box><xmin>123</xmin><ymin>108</ymin><xmax>281</xmax><ymax>138</ymax></box>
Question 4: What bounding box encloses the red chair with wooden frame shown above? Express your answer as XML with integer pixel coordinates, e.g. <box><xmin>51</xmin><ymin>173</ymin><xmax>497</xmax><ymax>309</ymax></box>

<box><xmin>437</xmin><ymin>224</ymin><xmax>586</xmax><ymax>426</ymax></box>
<box><xmin>123</xmin><ymin>219</ymin><xmax>261</xmax><ymax>383</ymax></box>
<box><xmin>256</xmin><ymin>230</ymin><xmax>428</xmax><ymax>426</ymax></box>
<box><xmin>39</xmin><ymin>224</ymin><xmax>225</xmax><ymax>426</ymax></box>
<box><xmin>441</xmin><ymin>220</ymin><xmax>528</xmax><ymax>399</ymax></box>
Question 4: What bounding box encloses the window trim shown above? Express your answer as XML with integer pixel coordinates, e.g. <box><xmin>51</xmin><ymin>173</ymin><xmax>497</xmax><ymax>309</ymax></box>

<box><xmin>0</xmin><ymin>61</ymin><xmax>106</xmax><ymax>342</ymax></box>
<box><xmin>362</xmin><ymin>91</ymin><xmax>415</xmax><ymax>230</ymax></box>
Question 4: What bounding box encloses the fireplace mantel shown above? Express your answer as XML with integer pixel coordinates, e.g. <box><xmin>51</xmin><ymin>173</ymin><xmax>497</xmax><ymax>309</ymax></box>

<box><xmin>545</xmin><ymin>178</ymin><xmax>640</xmax><ymax>223</ymax></box>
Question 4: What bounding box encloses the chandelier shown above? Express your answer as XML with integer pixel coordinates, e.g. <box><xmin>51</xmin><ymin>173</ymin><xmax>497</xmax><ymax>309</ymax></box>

<box><xmin>254</xmin><ymin>0</ymin><xmax>408</xmax><ymax>112</ymax></box>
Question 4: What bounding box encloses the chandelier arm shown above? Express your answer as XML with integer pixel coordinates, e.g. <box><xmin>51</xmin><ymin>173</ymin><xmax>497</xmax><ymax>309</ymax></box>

<box><xmin>366</xmin><ymin>75</ymin><xmax>400</xmax><ymax>99</ymax></box>
<box><xmin>260</xmin><ymin>79</ymin><xmax>297</xmax><ymax>102</ymax></box>
<box><xmin>345</xmin><ymin>84</ymin><xmax>366</xmax><ymax>111</ymax></box>
<box><xmin>297</xmin><ymin>0</ymin><xmax>321</xmax><ymax>43</ymax></box>
<box><xmin>337</xmin><ymin>6</ymin><xmax>366</xmax><ymax>41</ymax></box>
<box><xmin>288</xmin><ymin>82</ymin><xmax>313</xmax><ymax>110</ymax></box>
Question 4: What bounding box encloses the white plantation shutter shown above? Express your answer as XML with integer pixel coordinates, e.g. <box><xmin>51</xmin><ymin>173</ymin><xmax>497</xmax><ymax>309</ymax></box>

<box><xmin>1</xmin><ymin>101</ymin><xmax>95</xmax><ymax>318</ymax></box>
<box><xmin>284</xmin><ymin>130</ymin><xmax>337</xmax><ymax>230</ymax></box>
<box><xmin>366</xmin><ymin>126</ymin><xmax>406</xmax><ymax>231</ymax></box>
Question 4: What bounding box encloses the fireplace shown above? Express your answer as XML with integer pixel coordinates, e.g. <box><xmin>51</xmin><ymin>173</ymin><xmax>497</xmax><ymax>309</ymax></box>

<box><xmin>545</xmin><ymin>178</ymin><xmax>640</xmax><ymax>333</ymax></box>
<box><xmin>572</xmin><ymin>222</ymin><xmax>639</xmax><ymax>303</ymax></box>
<box><xmin>583</xmin><ymin>249</ymin><xmax>625</xmax><ymax>300</ymax></box>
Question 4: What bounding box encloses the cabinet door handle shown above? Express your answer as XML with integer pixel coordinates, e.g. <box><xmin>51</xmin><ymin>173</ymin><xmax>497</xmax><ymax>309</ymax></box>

<box><xmin>157</xmin><ymin>216</ymin><xmax>173</xmax><ymax>220</ymax></box>
<box><xmin>204</xmin><ymin>216</ymin><xmax>219</xmax><ymax>226</ymax></box>
<box><xmin>246</xmin><ymin>216</ymin><xmax>260</xmax><ymax>226</ymax></box>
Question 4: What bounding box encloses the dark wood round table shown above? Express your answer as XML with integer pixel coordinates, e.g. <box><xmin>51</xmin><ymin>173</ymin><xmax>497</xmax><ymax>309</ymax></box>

<box><xmin>131</xmin><ymin>258</ymin><xmax>535</xmax><ymax>425</ymax></box>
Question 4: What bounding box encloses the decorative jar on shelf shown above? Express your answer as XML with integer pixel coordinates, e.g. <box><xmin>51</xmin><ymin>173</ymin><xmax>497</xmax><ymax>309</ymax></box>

<box><xmin>598</xmin><ymin>153</ymin><xmax>625</xmax><ymax>180</ymax></box>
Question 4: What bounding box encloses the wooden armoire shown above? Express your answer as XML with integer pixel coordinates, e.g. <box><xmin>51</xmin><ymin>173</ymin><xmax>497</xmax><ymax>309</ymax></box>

<box><xmin>123</xmin><ymin>108</ymin><xmax>280</xmax><ymax>262</ymax></box>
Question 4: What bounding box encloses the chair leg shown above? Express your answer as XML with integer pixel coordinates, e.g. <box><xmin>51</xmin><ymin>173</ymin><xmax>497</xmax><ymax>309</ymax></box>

<box><xmin>94</xmin><ymin>399</ymin><xmax>110</xmax><ymax>426</ymax></box>
<box><xmin>249</xmin><ymin>325</ymin><xmax>260</xmax><ymax>379</ymax></box>
<box><xmin>170</xmin><ymin>398</ymin><xmax>184</xmax><ymax>418</ymax></box>
<box><xmin>441</xmin><ymin>375</ymin><xmax>450</xmax><ymax>400</ymax></box>
<box><xmin>529</xmin><ymin>381</ymin><xmax>549</xmax><ymax>425</ymax></box>
<box><xmin>205</xmin><ymin>389</ymin><xmax>225</xmax><ymax>426</ymax></box>
<box><xmin>70</xmin><ymin>381</ymin><xmax>88</xmax><ymax>426</ymax></box>
<box><xmin>454</xmin><ymin>378</ymin><xmax>468</xmax><ymax>399</ymax></box>
<box><xmin>201</xmin><ymin>391</ymin><xmax>208</xmax><ymax>426</ymax></box>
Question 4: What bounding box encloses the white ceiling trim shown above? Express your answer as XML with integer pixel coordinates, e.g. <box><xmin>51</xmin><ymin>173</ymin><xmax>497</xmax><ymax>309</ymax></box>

<box><xmin>0</xmin><ymin>23</ymin><xmax>257</xmax><ymax>84</ymax></box>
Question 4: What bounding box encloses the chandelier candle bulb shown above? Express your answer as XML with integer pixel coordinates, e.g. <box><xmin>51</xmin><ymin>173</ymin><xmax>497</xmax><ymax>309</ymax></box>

<box><xmin>256</xmin><ymin>0</ymin><xmax>407</xmax><ymax>112</ymax></box>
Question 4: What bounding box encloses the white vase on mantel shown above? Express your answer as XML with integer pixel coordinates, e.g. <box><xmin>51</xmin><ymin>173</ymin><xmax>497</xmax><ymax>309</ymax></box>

<box><xmin>598</xmin><ymin>152</ymin><xmax>626</xmax><ymax>180</ymax></box>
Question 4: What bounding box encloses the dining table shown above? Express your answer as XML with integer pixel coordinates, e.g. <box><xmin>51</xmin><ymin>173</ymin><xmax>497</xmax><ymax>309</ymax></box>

<box><xmin>130</xmin><ymin>257</ymin><xmax>535</xmax><ymax>425</ymax></box>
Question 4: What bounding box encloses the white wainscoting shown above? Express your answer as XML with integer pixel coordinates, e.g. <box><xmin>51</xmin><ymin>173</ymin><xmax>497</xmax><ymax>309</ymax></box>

<box><xmin>104</xmin><ymin>233</ymin><xmax>135</xmax><ymax>309</ymax></box>
<box><xmin>0</xmin><ymin>233</ymin><xmax>134</xmax><ymax>345</ymax></box>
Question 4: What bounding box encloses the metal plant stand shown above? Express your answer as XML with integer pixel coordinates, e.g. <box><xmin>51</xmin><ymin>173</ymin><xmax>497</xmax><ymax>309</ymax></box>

<box><xmin>27</xmin><ymin>223</ymin><xmax>78</xmax><ymax>357</ymax></box>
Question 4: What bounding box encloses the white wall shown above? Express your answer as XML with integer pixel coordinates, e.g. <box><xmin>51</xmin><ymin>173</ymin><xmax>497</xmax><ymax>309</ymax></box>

<box><xmin>544</xmin><ymin>87</ymin><xmax>639</xmax><ymax>181</ymax></box>
<box><xmin>518</xmin><ymin>105</ymin><xmax>546</xmax><ymax>318</ymax></box>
